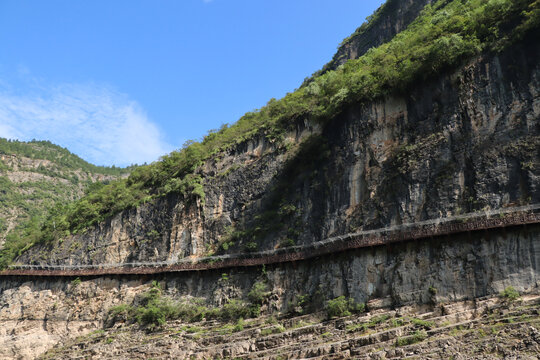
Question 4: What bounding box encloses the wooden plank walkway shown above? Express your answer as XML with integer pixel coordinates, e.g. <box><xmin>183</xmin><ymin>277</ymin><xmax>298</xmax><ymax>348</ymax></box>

<box><xmin>2</xmin><ymin>204</ymin><xmax>539</xmax><ymax>277</ymax></box>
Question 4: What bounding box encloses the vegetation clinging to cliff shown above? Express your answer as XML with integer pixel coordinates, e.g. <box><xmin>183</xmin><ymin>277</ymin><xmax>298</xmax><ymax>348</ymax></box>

<box><xmin>1</xmin><ymin>0</ymin><xmax>538</xmax><ymax>268</ymax></box>
<box><xmin>107</xmin><ymin>282</ymin><xmax>262</xmax><ymax>330</ymax></box>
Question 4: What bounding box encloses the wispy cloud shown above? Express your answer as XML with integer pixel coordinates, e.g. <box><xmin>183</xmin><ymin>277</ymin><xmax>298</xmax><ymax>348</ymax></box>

<box><xmin>0</xmin><ymin>80</ymin><xmax>174</xmax><ymax>167</ymax></box>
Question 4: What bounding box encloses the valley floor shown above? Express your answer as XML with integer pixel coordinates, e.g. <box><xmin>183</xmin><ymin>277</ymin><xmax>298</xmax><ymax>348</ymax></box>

<box><xmin>40</xmin><ymin>294</ymin><xmax>540</xmax><ymax>360</ymax></box>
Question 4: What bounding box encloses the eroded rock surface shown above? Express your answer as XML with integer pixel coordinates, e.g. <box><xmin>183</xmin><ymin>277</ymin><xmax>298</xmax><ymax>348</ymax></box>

<box><xmin>2</xmin><ymin>225</ymin><xmax>540</xmax><ymax>359</ymax></box>
<box><xmin>16</xmin><ymin>39</ymin><xmax>540</xmax><ymax>268</ymax></box>
<box><xmin>39</xmin><ymin>295</ymin><xmax>540</xmax><ymax>360</ymax></box>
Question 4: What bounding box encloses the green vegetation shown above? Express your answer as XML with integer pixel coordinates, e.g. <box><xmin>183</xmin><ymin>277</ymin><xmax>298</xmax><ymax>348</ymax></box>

<box><xmin>260</xmin><ymin>324</ymin><xmax>286</xmax><ymax>336</ymax></box>
<box><xmin>248</xmin><ymin>281</ymin><xmax>270</xmax><ymax>305</ymax></box>
<box><xmin>1</xmin><ymin>0</ymin><xmax>538</xmax><ymax>267</ymax></box>
<box><xmin>345</xmin><ymin>315</ymin><xmax>433</xmax><ymax>334</ymax></box>
<box><xmin>500</xmin><ymin>286</ymin><xmax>520</xmax><ymax>301</ymax></box>
<box><xmin>391</xmin><ymin>317</ymin><xmax>405</xmax><ymax>328</ymax></box>
<box><xmin>217</xmin><ymin>318</ymin><xmax>245</xmax><ymax>334</ymax></box>
<box><xmin>107</xmin><ymin>304</ymin><xmax>132</xmax><ymax>323</ymax></box>
<box><xmin>326</xmin><ymin>296</ymin><xmax>365</xmax><ymax>318</ymax></box>
<box><xmin>396</xmin><ymin>330</ymin><xmax>428</xmax><ymax>346</ymax></box>
<box><xmin>346</xmin><ymin>314</ymin><xmax>390</xmax><ymax>333</ymax></box>
<box><xmin>70</xmin><ymin>277</ymin><xmax>82</xmax><ymax>288</ymax></box>
<box><xmin>0</xmin><ymin>138</ymin><xmax>135</xmax><ymax>176</ymax></box>
<box><xmin>0</xmin><ymin>138</ymin><xmax>133</xmax><ymax>268</ymax></box>
<box><xmin>107</xmin><ymin>282</ymin><xmax>262</xmax><ymax>330</ymax></box>
<box><xmin>288</xmin><ymin>293</ymin><xmax>314</xmax><ymax>316</ymax></box>
<box><xmin>411</xmin><ymin>317</ymin><xmax>434</xmax><ymax>330</ymax></box>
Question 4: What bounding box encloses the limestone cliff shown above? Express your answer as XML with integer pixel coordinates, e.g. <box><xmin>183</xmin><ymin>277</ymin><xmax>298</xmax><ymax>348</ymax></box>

<box><xmin>1</xmin><ymin>224</ymin><xmax>539</xmax><ymax>359</ymax></box>
<box><xmin>1</xmin><ymin>0</ymin><xmax>540</xmax><ymax>358</ymax></box>
<box><xmin>17</xmin><ymin>39</ymin><xmax>539</xmax><ymax>267</ymax></box>
<box><xmin>319</xmin><ymin>0</ymin><xmax>434</xmax><ymax>74</ymax></box>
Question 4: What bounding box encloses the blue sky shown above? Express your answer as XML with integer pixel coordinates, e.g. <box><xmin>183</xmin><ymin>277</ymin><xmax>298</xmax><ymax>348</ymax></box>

<box><xmin>0</xmin><ymin>0</ymin><xmax>385</xmax><ymax>166</ymax></box>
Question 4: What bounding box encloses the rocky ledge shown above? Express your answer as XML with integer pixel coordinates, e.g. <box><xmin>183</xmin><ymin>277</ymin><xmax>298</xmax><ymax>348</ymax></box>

<box><xmin>41</xmin><ymin>294</ymin><xmax>540</xmax><ymax>360</ymax></box>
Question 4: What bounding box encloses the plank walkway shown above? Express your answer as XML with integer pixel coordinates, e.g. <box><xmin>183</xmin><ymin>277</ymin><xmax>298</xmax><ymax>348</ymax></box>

<box><xmin>2</xmin><ymin>204</ymin><xmax>539</xmax><ymax>277</ymax></box>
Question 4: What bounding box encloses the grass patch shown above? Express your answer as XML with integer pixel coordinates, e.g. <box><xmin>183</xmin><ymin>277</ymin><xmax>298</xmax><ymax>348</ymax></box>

<box><xmin>260</xmin><ymin>324</ymin><xmax>286</xmax><ymax>336</ymax></box>
<box><xmin>396</xmin><ymin>330</ymin><xmax>428</xmax><ymax>347</ymax></box>
<box><xmin>410</xmin><ymin>317</ymin><xmax>434</xmax><ymax>330</ymax></box>
<box><xmin>346</xmin><ymin>314</ymin><xmax>391</xmax><ymax>333</ymax></box>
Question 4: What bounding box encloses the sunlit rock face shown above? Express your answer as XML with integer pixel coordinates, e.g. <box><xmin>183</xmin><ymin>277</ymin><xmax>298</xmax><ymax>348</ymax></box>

<box><xmin>2</xmin><ymin>0</ymin><xmax>539</xmax><ymax>358</ymax></box>
<box><xmin>17</xmin><ymin>38</ymin><xmax>539</xmax><ymax>268</ymax></box>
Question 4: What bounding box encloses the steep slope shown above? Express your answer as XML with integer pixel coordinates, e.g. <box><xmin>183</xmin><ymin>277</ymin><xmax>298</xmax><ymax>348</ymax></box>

<box><xmin>1</xmin><ymin>0</ymin><xmax>539</xmax><ymax>359</ymax></box>
<box><xmin>12</xmin><ymin>0</ymin><xmax>539</xmax><ymax>267</ymax></box>
<box><xmin>311</xmin><ymin>0</ymin><xmax>434</xmax><ymax>76</ymax></box>
<box><xmin>39</xmin><ymin>294</ymin><xmax>540</xmax><ymax>360</ymax></box>
<box><xmin>0</xmin><ymin>138</ymin><xmax>133</xmax><ymax>252</ymax></box>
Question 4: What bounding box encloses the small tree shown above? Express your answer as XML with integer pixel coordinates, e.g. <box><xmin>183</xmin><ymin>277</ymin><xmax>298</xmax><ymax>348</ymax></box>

<box><xmin>248</xmin><ymin>281</ymin><xmax>270</xmax><ymax>305</ymax></box>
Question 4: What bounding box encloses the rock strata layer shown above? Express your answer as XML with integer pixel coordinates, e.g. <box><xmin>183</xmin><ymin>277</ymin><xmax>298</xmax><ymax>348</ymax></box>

<box><xmin>1</xmin><ymin>224</ymin><xmax>539</xmax><ymax>359</ymax></box>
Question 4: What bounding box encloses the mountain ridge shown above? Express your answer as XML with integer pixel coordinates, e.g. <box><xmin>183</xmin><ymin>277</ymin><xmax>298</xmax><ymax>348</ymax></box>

<box><xmin>0</xmin><ymin>137</ymin><xmax>134</xmax><ymax>250</ymax></box>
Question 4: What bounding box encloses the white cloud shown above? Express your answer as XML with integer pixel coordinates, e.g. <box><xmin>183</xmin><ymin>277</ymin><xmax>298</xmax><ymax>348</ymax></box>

<box><xmin>0</xmin><ymin>82</ymin><xmax>174</xmax><ymax>167</ymax></box>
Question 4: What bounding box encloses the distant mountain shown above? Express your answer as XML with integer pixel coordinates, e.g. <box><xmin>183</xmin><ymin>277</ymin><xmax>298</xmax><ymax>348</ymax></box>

<box><xmin>0</xmin><ymin>138</ymin><xmax>135</xmax><ymax>248</ymax></box>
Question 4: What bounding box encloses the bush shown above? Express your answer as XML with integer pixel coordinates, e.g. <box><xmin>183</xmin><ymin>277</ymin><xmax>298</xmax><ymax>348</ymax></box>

<box><xmin>107</xmin><ymin>284</ymin><xmax>264</xmax><ymax>330</ymax></box>
<box><xmin>411</xmin><ymin>318</ymin><xmax>434</xmax><ymax>330</ymax></box>
<box><xmin>136</xmin><ymin>303</ymin><xmax>167</xmax><ymax>330</ymax></box>
<box><xmin>234</xmin><ymin>318</ymin><xmax>245</xmax><ymax>332</ymax></box>
<box><xmin>70</xmin><ymin>277</ymin><xmax>81</xmax><ymax>288</ymax></box>
<box><xmin>287</xmin><ymin>294</ymin><xmax>312</xmax><ymax>316</ymax></box>
<box><xmin>244</xmin><ymin>241</ymin><xmax>258</xmax><ymax>252</ymax></box>
<box><xmin>106</xmin><ymin>282</ymin><xmax>180</xmax><ymax>330</ymax></box>
<box><xmin>107</xmin><ymin>304</ymin><xmax>133</xmax><ymax>324</ymax></box>
<box><xmin>500</xmin><ymin>286</ymin><xmax>520</xmax><ymax>301</ymax></box>
<box><xmin>248</xmin><ymin>281</ymin><xmax>270</xmax><ymax>305</ymax></box>
<box><xmin>260</xmin><ymin>324</ymin><xmax>286</xmax><ymax>336</ymax></box>
<box><xmin>176</xmin><ymin>299</ymin><xmax>210</xmax><ymax>322</ymax></box>
<box><xmin>326</xmin><ymin>296</ymin><xmax>365</xmax><ymax>318</ymax></box>
<box><xmin>219</xmin><ymin>299</ymin><xmax>253</xmax><ymax>320</ymax></box>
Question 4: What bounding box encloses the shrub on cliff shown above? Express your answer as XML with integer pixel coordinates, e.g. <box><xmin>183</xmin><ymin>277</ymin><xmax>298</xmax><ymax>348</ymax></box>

<box><xmin>500</xmin><ymin>286</ymin><xmax>520</xmax><ymax>302</ymax></box>
<box><xmin>136</xmin><ymin>303</ymin><xmax>167</xmax><ymax>330</ymax></box>
<box><xmin>107</xmin><ymin>304</ymin><xmax>133</xmax><ymax>325</ymax></box>
<box><xmin>248</xmin><ymin>281</ymin><xmax>270</xmax><ymax>305</ymax></box>
<box><xmin>326</xmin><ymin>296</ymin><xmax>365</xmax><ymax>318</ymax></box>
<box><xmin>396</xmin><ymin>330</ymin><xmax>428</xmax><ymax>346</ymax></box>
<box><xmin>106</xmin><ymin>281</ymin><xmax>265</xmax><ymax>331</ymax></box>
<box><xmin>219</xmin><ymin>299</ymin><xmax>260</xmax><ymax>320</ymax></box>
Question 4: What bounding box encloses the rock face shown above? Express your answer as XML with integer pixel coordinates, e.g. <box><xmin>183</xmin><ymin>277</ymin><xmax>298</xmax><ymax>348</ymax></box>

<box><xmin>18</xmin><ymin>38</ymin><xmax>540</xmax><ymax>267</ymax></box>
<box><xmin>37</xmin><ymin>295</ymin><xmax>540</xmax><ymax>360</ymax></box>
<box><xmin>322</xmin><ymin>0</ymin><xmax>434</xmax><ymax>73</ymax></box>
<box><xmin>0</xmin><ymin>277</ymin><xmax>148</xmax><ymax>360</ymax></box>
<box><xmin>1</xmin><ymin>0</ymin><xmax>539</xmax><ymax>358</ymax></box>
<box><xmin>1</xmin><ymin>224</ymin><xmax>539</xmax><ymax>359</ymax></box>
